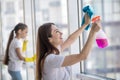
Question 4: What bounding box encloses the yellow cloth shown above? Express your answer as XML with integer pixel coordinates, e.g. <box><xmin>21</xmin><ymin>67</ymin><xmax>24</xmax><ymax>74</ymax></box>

<box><xmin>25</xmin><ymin>54</ymin><xmax>36</xmax><ymax>62</ymax></box>
<box><xmin>22</xmin><ymin>40</ymin><xmax>28</xmax><ymax>52</ymax></box>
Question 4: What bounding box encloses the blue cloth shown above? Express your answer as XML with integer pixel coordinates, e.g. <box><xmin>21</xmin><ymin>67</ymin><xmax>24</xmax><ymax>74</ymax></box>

<box><xmin>81</xmin><ymin>5</ymin><xmax>94</xmax><ymax>30</ymax></box>
<box><xmin>8</xmin><ymin>70</ymin><xmax>22</xmax><ymax>80</ymax></box>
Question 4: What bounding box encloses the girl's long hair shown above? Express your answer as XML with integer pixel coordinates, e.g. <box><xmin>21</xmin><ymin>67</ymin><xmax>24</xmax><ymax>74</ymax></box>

<box><xmin>36</xmin><ymin>23</ymin><xmax>59</xmax><ymax>80</ymax></box>
<box><xmin>3</xmin><ymin>23</ymin><xmax>27</xmax><ymax>65</ymax></box>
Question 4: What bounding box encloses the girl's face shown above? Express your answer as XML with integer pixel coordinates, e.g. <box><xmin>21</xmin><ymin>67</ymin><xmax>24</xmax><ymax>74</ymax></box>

<box><xmin>20</xmin><ymin>28</ymin><xmax>28</xmax><ymax>39</ymax></box>
<box><xmin>49</xmin><ymin>25</ymin><xmax>63</xmax><ymax>47</ymax></box>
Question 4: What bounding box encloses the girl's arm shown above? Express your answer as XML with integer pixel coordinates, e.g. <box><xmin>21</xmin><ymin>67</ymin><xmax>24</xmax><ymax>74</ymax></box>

<box><xmin>61</xmin><ymin>14</ymin><xmax>90</xmax><ymax>51</ymax></box>
<box><xmin>16</xmin><ymin>48</ymin><xmax>25</xmax><ymax>61</ymax></box>
<box><xmin>16</xmin><ymin>48</ymin><xmax>36</xmax><ymax>62</ymax></box>
<box><xmin>62</xmin><ymin>22</ymin><xmax>100</xmax><ymax>67</ymax></box>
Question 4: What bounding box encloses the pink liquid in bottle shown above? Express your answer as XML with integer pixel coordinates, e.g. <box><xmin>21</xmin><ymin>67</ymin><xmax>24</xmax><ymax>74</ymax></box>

<box><xmin>96</xmin><ymin>39</ymin><xmax>108</xmax><ymax>48</ymax></box>
<box><xmin>92</xmin><ymin>16</ymin><xmax>109</xmax><ymax>48</ymax></box>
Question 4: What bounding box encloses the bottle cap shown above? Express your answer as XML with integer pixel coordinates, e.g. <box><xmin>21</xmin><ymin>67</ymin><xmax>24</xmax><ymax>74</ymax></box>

<box><xmin>92</xmin><ymin>16</ymin><xmax>100</xmax><ymax>23</ymax></box>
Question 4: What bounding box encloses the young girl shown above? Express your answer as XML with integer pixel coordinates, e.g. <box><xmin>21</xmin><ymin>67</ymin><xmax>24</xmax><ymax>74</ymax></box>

<box><xmin>3</xmin><ymin>23</ymin><xmax>28</xmax><ymax>80</ymax></box>
<box><xmin>36</xmin><ymin>14</ymin><xmax>101</xmax><ymax>80</ymax></box>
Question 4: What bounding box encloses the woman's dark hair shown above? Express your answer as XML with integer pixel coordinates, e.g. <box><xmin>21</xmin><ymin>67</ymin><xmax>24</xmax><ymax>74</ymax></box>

<box><xmin>36</xmin><ymin>23</ymin><xmax>60</xmax><ymax>80</ymax></box>
<box><xmin>3</xmin><ymin>23</ymin><xmax>27</xmax><ymax>65</ymax></box>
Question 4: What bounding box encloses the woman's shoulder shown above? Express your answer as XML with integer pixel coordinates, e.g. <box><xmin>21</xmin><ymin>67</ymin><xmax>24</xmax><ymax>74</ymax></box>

<box><xmin>46</xmin><ymin>53</ymin><xmax>64</xmax><ymax>58</ymax></box>
<box><xmin>45</xmin><ymin>54</ymin><xmax>64</xmax><ymax>62</ymax></box>
<box><xmin>45</xmin><ymin>54</ymin><xmax>56</xmax><ymax>60</ymax></box>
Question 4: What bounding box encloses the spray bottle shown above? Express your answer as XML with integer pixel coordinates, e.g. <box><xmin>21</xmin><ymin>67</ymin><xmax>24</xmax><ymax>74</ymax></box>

<box><xmin>92</xmin><ymin>16</ymin><xmax>109</xmax><ymax>48</ymax></box>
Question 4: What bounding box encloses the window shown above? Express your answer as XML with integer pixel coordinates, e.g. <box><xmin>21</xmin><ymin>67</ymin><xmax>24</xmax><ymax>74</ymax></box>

<box><xmin>1</xmin><ymin>0</ymin><xmax>24</xmax><ymax>80</ymax></box>
<box><xmin>84</xmin><ymin>0</ymin><xmax>120</xmax><ymax>79</ymax></box>
<box><xmin>5</xmin><ymin>2</ymin><xmax>15</xmax><ymax>14</ymax></box>
<box><xmin>1</xmin><ymin>0</ymin><xmax>120</xmax><ymax>80</ymax></box>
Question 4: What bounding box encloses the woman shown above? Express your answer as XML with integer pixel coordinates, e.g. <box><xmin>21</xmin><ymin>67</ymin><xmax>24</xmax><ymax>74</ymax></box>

<box><xmin>36</xmin><ymin>14</ymin><xmax>101</xmax><ymax>80</ymax></box>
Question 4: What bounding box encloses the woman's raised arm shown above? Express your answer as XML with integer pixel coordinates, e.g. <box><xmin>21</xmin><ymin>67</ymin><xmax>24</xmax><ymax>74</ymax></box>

<box><xmin>61</xmin><ymin>14</ymin><xmax>91</xmax><ymax>51</ymax></box>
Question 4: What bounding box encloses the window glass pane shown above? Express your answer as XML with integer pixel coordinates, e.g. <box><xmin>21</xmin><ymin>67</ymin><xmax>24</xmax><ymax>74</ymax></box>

<box><xmin>0</xmin><ymin>0</ymin><xmax>2</xmax><ymax>80</ymax></box>
<box><xmin>84</xmin><ymin>0</ymin><xmax>120</xmax><ymax>79</ymax></box>
<box><xmin>5</xmin><ymin>1</ymin><xmax>15</xmax><ymax>14</ymax></box>
<box><xmin>1</xmin><ymin>0</ymin><xmax>25</xmax><ymax>80</ymax></box>
<box><xmin>35</xmin><ymin>0</ymin><xmax>68</xmax><ymax>52</ymax></box>
<box><xmin>24</xmin><ymin>0</ymin><xmax>35</xmax><ymax>80</ymax></box>
<box><xmin>104</xmin><ymin>0</ymin><xmax>120</xmax><ymax>22</ymax></box>
<box><xmin>0</xmin><ymin>1</ymin><xmax>2</xmax><ymax>79</ymax></box>
<box><xmin>0</xmin><ymin>1</ymin><xmax>2</xmax><ymax>56</ymax></box>
<box><xmin>34</xmin><ymin>0</ymin><xmax>69</xmax><ymax>78</ymax></box>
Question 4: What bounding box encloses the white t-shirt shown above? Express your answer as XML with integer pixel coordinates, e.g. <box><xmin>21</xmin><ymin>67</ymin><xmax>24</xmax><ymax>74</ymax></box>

<box><xmin>43</xmin><ymin>54</ymin><xmax>71</xmax><ymax>80</ymax></box>
<box><xmin>8</xmin><ymin>38</ymin><xmax>23</xmax><ymax>71</ymax></box>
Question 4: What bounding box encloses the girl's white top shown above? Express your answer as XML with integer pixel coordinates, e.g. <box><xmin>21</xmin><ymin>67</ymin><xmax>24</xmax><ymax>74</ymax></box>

<box><xmin>8</xmin><ymin>38</ymin><xmax>23</xmax><ymax>71</ymax></box>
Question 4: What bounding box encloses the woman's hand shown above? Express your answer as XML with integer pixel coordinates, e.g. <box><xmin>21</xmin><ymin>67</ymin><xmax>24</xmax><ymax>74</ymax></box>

<box><xmin>84</xmin><ymin>13</ymin><xmax>91</xmax><ymax>25</ymax></box>
<box><xmin>91</xmin><ymin>20</ymin><xmax>101</xmax><ymax>32</ymax></box>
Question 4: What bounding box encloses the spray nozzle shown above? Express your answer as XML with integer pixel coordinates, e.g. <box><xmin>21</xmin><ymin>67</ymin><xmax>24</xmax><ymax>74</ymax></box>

<box><xmin>92</xmin><ymin>16</ymin><xmax>100</xmax><ymax>23</ymax></box>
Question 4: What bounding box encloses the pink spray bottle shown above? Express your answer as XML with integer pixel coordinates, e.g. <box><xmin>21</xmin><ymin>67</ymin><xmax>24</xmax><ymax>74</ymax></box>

<box><xmin>92</xmin><ymin>16</ymin><xmax>109</xmax><ymax>48</ymax></box>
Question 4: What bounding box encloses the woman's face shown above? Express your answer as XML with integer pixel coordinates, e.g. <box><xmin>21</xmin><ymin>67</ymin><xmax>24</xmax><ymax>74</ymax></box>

<box><xmin>49</xmin><ymin>25</ymin><xmax>63</xmax><ymax>47</ymax></box>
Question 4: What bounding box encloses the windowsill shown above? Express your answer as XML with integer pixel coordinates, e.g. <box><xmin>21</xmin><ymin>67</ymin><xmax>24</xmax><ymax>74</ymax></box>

<box><xmin>76</xmin><ymin>73</ymin><xmax>115</xmax><ymax>80</ymax></box>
